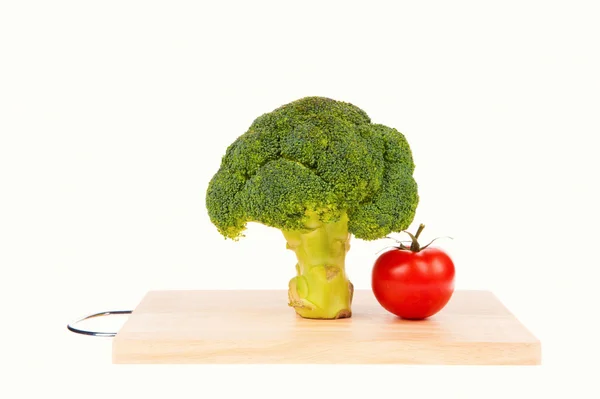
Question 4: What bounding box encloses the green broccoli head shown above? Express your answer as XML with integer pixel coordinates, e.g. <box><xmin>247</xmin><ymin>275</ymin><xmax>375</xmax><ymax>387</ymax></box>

<box><xmin>205</xmin><ymin>97</ymin><xmax>419</xmax><ymax>240</ymax></box>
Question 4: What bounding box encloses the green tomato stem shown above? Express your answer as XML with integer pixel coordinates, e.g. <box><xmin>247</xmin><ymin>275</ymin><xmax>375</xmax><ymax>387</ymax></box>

<box><xmin>415</xmin><ymin>223</ymin><xmax>425</xmax><ymax>240</ymax></box>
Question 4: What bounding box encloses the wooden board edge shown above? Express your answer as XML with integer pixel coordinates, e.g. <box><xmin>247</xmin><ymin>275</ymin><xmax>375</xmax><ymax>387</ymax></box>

<box><xmin>112</xmin><ymin>338</ymin><xmax>542</xmax><ymax>365</ymax></box>
<box><xmin>487</xmin><ymin>291</ymin><xmax>542</xmax><ymax>348</ymax></box>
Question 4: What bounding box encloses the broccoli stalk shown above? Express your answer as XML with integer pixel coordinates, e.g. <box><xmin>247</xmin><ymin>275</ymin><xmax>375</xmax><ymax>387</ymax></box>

<box><xmin>283</xmin><ymin>211</ymin><xmax>353</xmax><ymax>319</ymax></box>
<box><xmin>206</xmin><ymin>97</ymin><xmax>419</xmax><ymax>319</ymax></box>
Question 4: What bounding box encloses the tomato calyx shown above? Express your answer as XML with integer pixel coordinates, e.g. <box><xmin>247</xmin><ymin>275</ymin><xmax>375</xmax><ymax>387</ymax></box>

<box><xmin>401</xmin><ymin>223</ymin><xmax>426</xmax><ymax>252</ymax></box>
<box><xmin>385</xmin><ymin>223</ymin><xmax>452</xmax><ymax>253</ymax></box>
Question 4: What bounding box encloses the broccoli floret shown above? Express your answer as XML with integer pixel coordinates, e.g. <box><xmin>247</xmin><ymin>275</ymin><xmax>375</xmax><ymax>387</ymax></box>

<box><xmin>205</xmin><ymin>97</ymin><xmax>419</xmax><ymax>319</ymax></box>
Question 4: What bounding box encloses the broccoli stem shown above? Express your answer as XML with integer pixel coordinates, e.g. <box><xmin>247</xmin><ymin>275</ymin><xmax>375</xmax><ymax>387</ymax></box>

<box><xmin>282</xmin><ymin>211</ymin><xmax>354</xmax><ymax>319</ymax></box>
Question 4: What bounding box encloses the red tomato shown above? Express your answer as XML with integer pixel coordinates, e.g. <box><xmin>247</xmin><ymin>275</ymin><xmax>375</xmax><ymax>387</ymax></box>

<box><xmin>372</xmin><ymin>232</ymin><xmax>455</xmax><ymax>320</ymax></box>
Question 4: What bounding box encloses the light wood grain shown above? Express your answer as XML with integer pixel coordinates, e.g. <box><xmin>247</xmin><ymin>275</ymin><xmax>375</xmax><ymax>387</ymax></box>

<box><xmin>112</xmin><ymin>290</ymin><xmax>541</xmax><ymax>365</ymax></box>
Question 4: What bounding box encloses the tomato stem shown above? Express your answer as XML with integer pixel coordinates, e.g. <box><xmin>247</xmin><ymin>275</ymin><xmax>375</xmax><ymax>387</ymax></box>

<box><xmin>414</xmin><ymin>224</ymin><xmax>425</xmax><ymax>240</ymax></box>
<box><xmin>404</xmin><ymin>224</ymin><xmax>426</xmax><ymax>252</ymax></box>
<box><xmin>389</xmin><ymin>223</ymin><xmax>452</xmax><ymax>253</ymax></box>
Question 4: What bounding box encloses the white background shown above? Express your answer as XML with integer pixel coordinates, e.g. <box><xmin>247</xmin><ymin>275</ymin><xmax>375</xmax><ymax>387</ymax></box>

<box><xmin>1</xmin><ymin>0</ymin><xmax>599</xmax><ymax>397</ymax></box>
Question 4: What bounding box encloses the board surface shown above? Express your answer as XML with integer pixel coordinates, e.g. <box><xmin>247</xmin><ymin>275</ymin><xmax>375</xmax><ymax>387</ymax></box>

<box><xmin>112</xmin><ymin>290</ymin><xmax>541</xmax><ymax>365</ymax></box>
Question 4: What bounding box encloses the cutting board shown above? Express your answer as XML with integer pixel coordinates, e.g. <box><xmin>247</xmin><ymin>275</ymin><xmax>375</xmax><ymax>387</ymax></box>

<box><xmin>112</xmin><ymin>289</ymin><xmax>541</xmax><ymax>365</ymax></box>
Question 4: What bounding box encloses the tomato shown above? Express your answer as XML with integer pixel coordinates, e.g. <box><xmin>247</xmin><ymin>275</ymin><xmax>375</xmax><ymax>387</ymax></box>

<box><xmin>371</xmin><ymin>224</ymin><xmax>455</xmax><ymax>320</ymax></box>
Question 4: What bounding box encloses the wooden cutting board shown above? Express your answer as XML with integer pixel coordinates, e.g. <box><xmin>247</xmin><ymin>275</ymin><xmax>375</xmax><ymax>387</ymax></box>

<box><xmin>112</xmin><ymin>289</ymin><xmax>541</xmax><ymax>365</ymax></box>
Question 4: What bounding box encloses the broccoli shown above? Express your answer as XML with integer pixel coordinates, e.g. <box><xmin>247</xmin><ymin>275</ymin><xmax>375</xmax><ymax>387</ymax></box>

<box><xmin>205</xmin><ymin>97</ymin><xmax>419</xmax><ymax>319</ymax></box>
